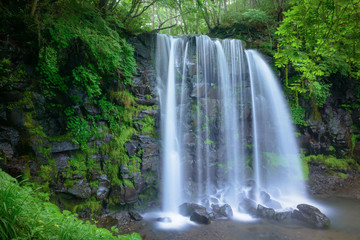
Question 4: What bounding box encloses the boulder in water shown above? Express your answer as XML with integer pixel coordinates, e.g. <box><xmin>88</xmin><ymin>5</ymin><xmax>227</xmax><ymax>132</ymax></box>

<box><xmin>274</xmin><ymin>211</ymin><xmax>292</xmax><ymax>222</ymax></box>
<box><xmin>260</xmin><ymin>191</ymin><xmax>271</xmax><ymax>203</ymax></box>
<box><xmin>259</xmin><ymin>190</ymin><xmax>282</xmax><ymax>209</ymax></box>
<box><xmin>292</xmin><ymin>204</ymin><xmax>330</xmax><ymax>229</ymax></box>
<box><xmin>266</xmin><ymin>199</ymin><xmax>282</xmax><ymax>209</ymax></box>
<box><xmin>190</xmin><ymin>208</ymin><xmax>211</xmax><ymax>224</ymax></box>
<box><xmin>256</xmin><ymin>204</ymin><xmax>275</xmax><ymax>219</ymax></box>
<box><xmin>238</xmin><ymin>197</ymin><xmax>257</xmax><ymax>216</ymax></box>
<box><xmin>211</xmin><ymin>203</ymin><xmax>233</xmax><ymax>219</ymax></box>
<box><xmin>179</xmin><ymin>202</ymin><xmax>206</xmax><ymax>217</ymax></box>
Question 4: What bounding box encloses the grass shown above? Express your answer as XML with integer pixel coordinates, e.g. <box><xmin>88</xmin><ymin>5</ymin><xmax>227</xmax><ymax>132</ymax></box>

<box><xmin>0</xmin><ymin>169</ymin><xmax>141</xmax><ymax>240</ymax></box>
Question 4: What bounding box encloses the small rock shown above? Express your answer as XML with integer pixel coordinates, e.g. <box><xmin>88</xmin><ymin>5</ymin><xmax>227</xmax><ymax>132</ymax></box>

<box><xmin>128</xmin><ymin>210</ymin><xmax>143</xmax><ymax>221</ymax></box>
<box><xmin>179</xmin><ymin>202</ymin><xmax>206</xmax><ymax>217</ymax></box>
<box><xmin>219</xmin><ymin>204</ymin><xmax>233</xmax><ymax>218</ymax></box>
<box><xmin>190</xmin><ymin>208</ymin><xmax>211</xmax><ymax>224</ymax></box>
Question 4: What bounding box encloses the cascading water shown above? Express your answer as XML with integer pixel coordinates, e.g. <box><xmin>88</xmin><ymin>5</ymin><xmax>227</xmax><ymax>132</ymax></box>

<box><xmin>245</xmin><ymin>50</ymin><xmax>306</xmax><ymax>203</ymax></box>
<box><xmin>156</xmin><ymin>34</ymin><xmax>307</xmax><ymax>221</ymax></box>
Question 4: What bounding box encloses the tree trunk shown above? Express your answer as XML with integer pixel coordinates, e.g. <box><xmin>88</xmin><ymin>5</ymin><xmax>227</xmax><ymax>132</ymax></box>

<box><xmin>30</xmin><ymin>0</ymin><xmax>40</xmax><ymax>18</ymax></box>
<box><xmin>152</xmin><ymin>4</ymin><xmax>155</xmax><ymax>29</ymax></box>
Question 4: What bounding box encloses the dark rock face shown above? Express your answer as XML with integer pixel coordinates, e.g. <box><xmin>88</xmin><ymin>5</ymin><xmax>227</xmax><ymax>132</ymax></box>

<box><xmin>292</xmin><ymin>204</ymin><xmax>330</xmax><ymax>229</ymax></box>
<box><xmin>67</xmin><ymin>179</ymin><xmax>92</xmax><ymax>199</ymax></box>
<box><xmin>51</xmin><ymin>141</ymin><xmax>80</xmax><ymax>153</ymax></box>
<box><xmin>190</xmin><ymin>208</ymin><xmax>211</xmax><ymax>224</ymax></box>
<box><xmin>0</xmin><ymin>32</ymin><xmax>161</xmax><ymax>214</ymax></box>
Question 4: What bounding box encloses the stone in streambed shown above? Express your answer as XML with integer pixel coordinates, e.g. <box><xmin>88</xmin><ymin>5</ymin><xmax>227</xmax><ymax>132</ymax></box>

<box><xmin>128</xmin><ymin>210</ymin><xmax>143</xmax><ymax>221</ymax></box>
<box><xmin>211</xmin><ymin>203</ymin><xmax>233</xmax><ymax>219</ymax></box>
<box><xmin>274</xmin><ymin>211</ymin><xmax>292</xmax><ymax>222</ymax></box>
<box><xmin>238</xmin><ymin>197</ymin><xmax>257</xmax><ymax>216</ymax></box>
<box><xmin>256</xmin><ymin>204</ymin><xmax>275</xmax><ymax>219</ymax></box>
<box><xmin>179</xmin><ymin>202</ymin><xmax>206</xmax><ymax>216</ymax></box>
<box><xmin>291</xmin><ymin>204</ymin><xmax>330</xmax><ymax>229</ymax></box>
<box><xmin>190</xmin><ymin>208</ymin><xmax>211</xmax><ymax>224</ymax></box>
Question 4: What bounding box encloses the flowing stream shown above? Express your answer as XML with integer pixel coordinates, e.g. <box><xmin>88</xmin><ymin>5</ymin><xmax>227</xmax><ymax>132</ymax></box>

<box><xmin>156</xmin><ymin>34</ymin><xmax>307</xmax><ymax>221</ymax></box>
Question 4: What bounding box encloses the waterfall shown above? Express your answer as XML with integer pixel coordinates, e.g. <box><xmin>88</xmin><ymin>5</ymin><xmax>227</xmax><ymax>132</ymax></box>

<box><xmin>156</xmin><ymin>34</ymin><xmax>307</xmax><ymax>217</ymax></box>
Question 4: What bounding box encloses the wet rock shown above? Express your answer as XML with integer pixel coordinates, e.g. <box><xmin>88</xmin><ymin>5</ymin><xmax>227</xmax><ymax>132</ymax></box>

<box><xmin>129</xmin><ymin>210</ymin><xmax>143</xmax><ymax>221</ymax></box>
<box><xmin>260</xmin><ymin>191</ymin><xmax>271</xmax><ymax>203</ymax></box>
<box><xmin>67</xmin><ymin>179</ymin><xmax>92</xmax><ymax>199</ymax></box>
<box><xmin>266</xmin><ymin>199</ymin><xmax>282</xmax><ymax>209</ymax></box>
<box><xmin>190</xmin><ymin>208</ymin><xmax>211</xmax><ymax>224</ymax></box>
<box><xmin>96</xmin><ymin>174</ymin><xmax>110</xmax><ymax>200</ymax></box>
<box><xmin>0</xmin><ymin>142</ymin><xmax>14</xmax><ymax>159</ymax></box>
<box><xmin>238</xmin><ymin>197</ymin><xmax>257</xmax><ymax>216</ymax></box>
<box><xmin>292</xmin><ymin>204</ymin><xmax>330</xmax><ymax>229</ymax></box>
<box><xmin>98</xmin><ymin>211</ymin><xmax>131</xmax><ymax>228</ymax></box>
<box><xmin>83</xmin><ymin>97</ymin><xmax>100</xmax><ymax>115</ymax></box>
<box><xmin>179</xmin><ymin>202</ymin><xmax>206</xmax><ymax>217</ymax></box>
<box><xmin>53</xmin><ymin>153</ymin><xmax>69</xmax><ymax>171</ymax></box>
<box><xmin>259</xmin><ymin>191</ymin><xmax>282</xmax><ymax>209</ymax></box>
<box><xmin>274</xmin><ymin>211</ymin><xmax>292</xmax><ymax>222</ymax></box>
<box><xmin>124</xmin><ymin>185</ymin><xmax>138</xmax><ymax>204</ymax></box>
<box><xmin>211</xmin><ymin>203</ymin><xmax>233</xmax><ymax>218</ymax></box>
<box><xmin>256</xmin><ymin>204</ymin><xmax>275</xmax><ymax>219</ymax></box>
<box><xmin>125</xmin><ymin>140</ymin><xmax>139</xmax><ymax>156</ymax></box>
<box><xmin>51</xmin><ymin>141</ymin><xmax>80</xmax><ymax>153</ymax></box>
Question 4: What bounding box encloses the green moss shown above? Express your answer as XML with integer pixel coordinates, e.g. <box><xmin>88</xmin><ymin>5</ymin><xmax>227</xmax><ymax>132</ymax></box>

<box><xmin>303</xmin><ymin>154</ymin><xmax>359</xmax><ymax>172</ymax></box>
<box><xmin>328</xmin><ymin>145</ymin><xmax>335</xmax><ymax>152</ymax></box>
<box><xmin>351</xmin><ymin>133</ymin><xmax>359</xmax><ymax>154</ymax></box>
<box><xmin>336</xmin><ymin>173</ymin><xmax>348</xmax><ymax>178</ymax></box>
<box><xmin>73</xmin><ymin>197</ymin><xmax>102</xmax><ymax>215</ymax></box>
<box><xmin>137</xmin><ymin>115</ymin><xmax>155</xmax><ymax>135</ymax></box>
<box><xmin>123</xmin><ymin>179</ymin><xmax>134</xmax><ymax>188</ymax></box>
<box><xmin>145</xmin><ymin>94</ymin><xmax>151</xmax><ymax>101</ymax></box>
<box><xmin>110</xmin><ymin>90</ymin><xmax>136</xmax><ymax>108</ymax></box>
<box><xmin>301</xmin><ymin>157</ymin><xmax>310</xmax><ymax>181</ymax></box>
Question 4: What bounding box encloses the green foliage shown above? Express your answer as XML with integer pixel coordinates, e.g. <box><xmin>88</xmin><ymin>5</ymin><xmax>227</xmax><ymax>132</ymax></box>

<box><xmin>290</xmin><ymin>105</ymin><xmax>307</xmax><ymax>126</ymax></box>
<box><xmin>0</xmin><ymin>169</ymin><xmax>141</xmax><ymax>240</ymax></box>
<box><xmin>275</xmin><ymin>0</ymin><xmax>360</xmax><ymax>107</ymax></box>
<box><xmin>72</xmin><ymin>65</ymin><xmax>102</xmax><ymax>99</ymax></box>
<box><xmin>0</xmin><ymin>58</ymin><xmax>24</xmax><ymax>90</ymax></box>
<box><xmin>67</xmin><ymin>116</ymin><xmax>91</xmax><ymax>150</ymax></box>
